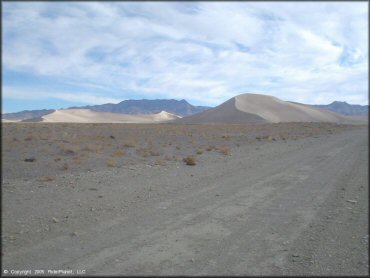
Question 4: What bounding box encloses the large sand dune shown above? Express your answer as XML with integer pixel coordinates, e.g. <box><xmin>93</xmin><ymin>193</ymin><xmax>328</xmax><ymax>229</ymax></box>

<box><xmin>178</xmin><ymin>93</ymin><xmax>364</xmax><ymax>124</ymax></box>
<box><xmin>41</xmin><ymin>109</ymin><xmax>180</xmax><ymax>123</ymax></box>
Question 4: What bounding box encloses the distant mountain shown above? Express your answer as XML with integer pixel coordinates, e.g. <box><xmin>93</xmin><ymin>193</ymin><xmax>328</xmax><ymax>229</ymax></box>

<box><xmin>2</xmin><ymin>99</ymin><xmax>211</xmax><ymax>121</ymax></box>
<box><xmin>312</xmin><ymin>101</ymin><xmax>368</xmax><ymax>116</ymax></box>
<box><xmin>69</xmin><ymin>99</ymin><xmax>211</xmax><ymax>117</ymax></box>
<box><xmin>2</xmin><ymin>109</ymin><xmax>55</xmax><ymax>121</ymax></box>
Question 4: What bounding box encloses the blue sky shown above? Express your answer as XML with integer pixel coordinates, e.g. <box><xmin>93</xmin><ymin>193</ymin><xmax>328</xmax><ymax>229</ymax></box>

<box><xmin>2</xmin><ymin>2</ymin><xmax>368</xmax><ymax>113</ymax></box>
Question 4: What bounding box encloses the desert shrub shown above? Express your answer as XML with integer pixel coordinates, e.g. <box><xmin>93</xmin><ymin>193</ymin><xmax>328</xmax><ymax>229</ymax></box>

<box><xmin>24</xmin><ymin>135</ymin><xmax>35</xmax><ymax>141</ymax></box>
<box><xmin>222</xmin><ymin>135</ymin><xmax>231</xmax><ymax>140</ymax></box>
<box><xmin>24</xmin><ymin>157</ymin><xmax>36</xmax><ymax>162</ymax></box>
<box><xmin>217</xmin><ymin>145</ymin><xmax>231</xmax><ymax>155</ymax></box>
<box><xmin>60</xmin><ymin>145</ymin><xmax>80</xmax><ymax>155</ymax></box>
<box><xmin>196</xmin><ymin>149</ymin><xmax>203</xmax><ymax>155</ymax></box>
<box><xmin>183</xmin><ymin>156</ymin><xmax>196</xmax><ymax>166</ymax></box>
<box><xmin>40</xmin><ymin>176</ymin><xmax>56</xmax><ymax>182</ymax></box>
<box><xmin>154</xmin><ymin>158</ymin><xmax>167</xmax><ymax>166</ymax></box>
<box><xmin>106</xmin><ymin>159</ymin><xmax>116</xmax><ymax>167</ymax></box>
<box><xmin>124</xmin><ymin>139</ymin><xmax>137</xmax><ymax>148</ymax></box>
<box><xmin>149</xmin><ymin>149</ymin><xmax>161</xmax><ymax>156</ymax></box>
<box><xmin>112</xmin><ymin>150</ymin><xmax>125</xmax><ymax>157</ymax></box>
<box><xmin>206</xmin><ymin>145</ymin><xmax>215</xmax><ymax>151</ymax></box>
<box><xmin>73</xmin><ymin>157</ymin><xmax>82</xmax><ymax>165</ymax></box>
<box><xmin>136</xmin><ymin>148</ymin><xmax>149</xmax><ymax>158</ymax></box>
<box><xmin>83</xmin><ymin>144</ymin><xmax>103</xmax><ymax>153</ymax></box>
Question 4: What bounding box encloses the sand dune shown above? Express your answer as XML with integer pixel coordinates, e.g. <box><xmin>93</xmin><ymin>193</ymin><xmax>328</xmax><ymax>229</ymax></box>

<box><xmin>234</xmin><ymin>94</ymin><xmax>346</xmax><ymax>123</ymax></box>
<box><xmin>41</xmin><ymin>109</ymin><xmax>180</xmax><ymax>123</ymax></box>
<box><xmin>178</xmin><ymin>93</ymin><xmax>364</xmax><ymax>124</ymax></box>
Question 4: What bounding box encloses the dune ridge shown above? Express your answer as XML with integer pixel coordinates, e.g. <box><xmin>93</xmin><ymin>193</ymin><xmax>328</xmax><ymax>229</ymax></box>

<box><xmin>177</xmin><ymin>93</ymin><xmax>365</xmax><ymax>124</ymax></box>
<box><xmin>41</xmin><ymin>109</ymin><xmax>180</xmax><ymax>123</ymax></box>
<box><xmin>234</xmin><ymin>93</ymin><xmax>346</xmax><ymax>123</ymax></box>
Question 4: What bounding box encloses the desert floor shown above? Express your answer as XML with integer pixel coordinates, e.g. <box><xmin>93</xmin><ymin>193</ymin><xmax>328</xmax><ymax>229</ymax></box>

<box><xmin>2</xmin><ymin>122</ymin><xmax>368</xmax><ymax>275</ymax></box>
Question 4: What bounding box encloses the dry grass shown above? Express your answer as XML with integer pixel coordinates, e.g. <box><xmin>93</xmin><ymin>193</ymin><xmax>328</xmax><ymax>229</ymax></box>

<box><xmin>61</xmin><ymin>163</ymin><xmax>69</xmax><ymax>170</ymax></box>
<box><xmin>123</xmin><ymin>139</ymin><xmax>137</xmax><ymax>148</ymax></box>
<box><xmin>105</xmin><ymin>159</ymin><xmax>116</xmax><ymax>167</ymax></box>
<box><xmin>196</xmin><ymin>149</ymin><xmax>204</xmax><ymax>155</ymax></box>
<box><xmin>136</xmin><ymin>148</ymin><xmax>149</xmax><ymax>158</ymax></box>
<box><xmin>24</xmin><ymin>135</ymin><xmax>35</xmax><ymax>141</ymax></box>
<box><xmin>136</xmin><ymin>146</ymin><xmax>161</xmax><ymax>157</ymax></box>
<box><xmin>217</xmin><ymin>145</ymin><xmax>231</xmax><ymax>155</ymax></box>
<box><xmin>221</xmin><ymin>135</ymin><xmax>231</xmax><ymax>140</ymax></box>
<box><xmin>149</xmin><ymin>149</ymin><xmax>161</xmax><ymax>156</ymax></box>
<box><xmin>206</xmin><ymin>145</ymin><xmax>215</xmax><ymax>151</ymax></box>
<box><xmin>111</xmin><ymin>150</ymin><xmax>125</xmax><ymax>157</ymax></box>
<box><xmin>154</xmin><ymin>158</ymin><xmax>167</xmax><ymax>166</ymax></box>
<box><xmin>60</xmin><ymin>144</ymin><xmax>80</xmax><ymax>155</ymax></box>
<box><xmin>39</xmin><ymin>176</ymin><xmax>56</xmax><ymax>182</ymax></box>
<box><xmin>183</xmin><ymin>156</ymin><xmax>196</xmax><ymax>166</ymax></box>
<box><xmin>73</xmin><ymin>157</ymin><xmax>82</xmax><ymax>165</ymax></box>
<box><xmin>83</xmin><ymin>144</ymin><xmax>103</xmax><ymax>153</ymax></box>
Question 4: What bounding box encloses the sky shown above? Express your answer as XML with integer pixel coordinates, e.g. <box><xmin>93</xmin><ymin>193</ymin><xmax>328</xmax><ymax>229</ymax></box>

<box><xmin>2</xmin><ymin>2</ymin><xmax>368</xmax><ymax>113</ymax></box>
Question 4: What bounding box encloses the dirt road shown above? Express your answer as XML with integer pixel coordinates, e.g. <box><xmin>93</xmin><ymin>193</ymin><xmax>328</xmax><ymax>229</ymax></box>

<box><xmin>2</xmin><ymin>127</ymin><xmax>368</xmax><ymax>276</ymax></box>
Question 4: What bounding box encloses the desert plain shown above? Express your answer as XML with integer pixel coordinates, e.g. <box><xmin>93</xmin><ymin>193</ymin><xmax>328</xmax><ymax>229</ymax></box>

<box><xmin>1</xmin><ymin>121</ymin><xmax>368</xmax><ymax>275</ymax></box>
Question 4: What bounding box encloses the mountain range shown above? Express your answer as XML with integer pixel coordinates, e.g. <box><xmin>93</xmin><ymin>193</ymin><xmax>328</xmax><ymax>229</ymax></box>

<box><xmin>2</xmin><ymin>97</ymin><xmax>368</xmax><ymax>122</ymax></box>
<box><xmin>312</xmin><ymin>101</ymin><xmax>368</xmax><ymax>116</ymax></box>
<box><xmin>69</xmin><ymin>99</ymin><xmax>210</xmax><ymax>117</ymax></box>
<box><xmin>2</xmin><ymin>99</ymin><xmax>210</xmax><ymax>122</ymax></box>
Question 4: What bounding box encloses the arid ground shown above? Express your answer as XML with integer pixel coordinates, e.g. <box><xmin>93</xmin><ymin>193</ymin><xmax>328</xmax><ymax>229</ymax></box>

<box><xmin>2</xmin><ymin>122</ymin><xmax>368</xmax><ymax>275</ymax></box>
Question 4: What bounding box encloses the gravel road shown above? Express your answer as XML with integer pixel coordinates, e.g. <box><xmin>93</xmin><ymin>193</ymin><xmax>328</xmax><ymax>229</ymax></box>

<box><xmin>2</xmin><ymin>127</ymin><xmax>368</xmax><ymax>276</ymax></box>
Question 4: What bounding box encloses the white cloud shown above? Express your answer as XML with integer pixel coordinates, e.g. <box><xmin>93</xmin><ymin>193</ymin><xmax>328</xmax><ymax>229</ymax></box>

<box><xmin>3</xmin><ymin>2</ymin><xmax>368</xmax><ymax>107</ymax></box>
<box><xmin>3</xmin><ymin>86</ymin><xmax>122</xmax><ymax>105</ymax></box>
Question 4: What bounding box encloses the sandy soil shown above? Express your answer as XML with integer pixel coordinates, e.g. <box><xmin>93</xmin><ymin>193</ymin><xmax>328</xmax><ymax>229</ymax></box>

<box><xmin>1</xmin><ymin>122</ymin><xmax>368</xmax><ymax>275</ymax></box>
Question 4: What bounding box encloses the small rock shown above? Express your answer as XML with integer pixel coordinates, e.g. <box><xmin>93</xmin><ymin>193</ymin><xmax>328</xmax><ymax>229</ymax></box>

<box><xmin>292</xmin><ymin>254</ymin><xmax>300</xmax><ymax>257</ymax></box>
<box><xmin>70</xmin><ymin>232</ymin><xmax>78</xmax><ymax>236</ymax></box>
<box><xmin>346</xmin><ymin>200</ymin><xmax>357</xmax><ymax>204</ymax></box>
<box><xmin>52</xmin><ymin>217</ymin><xmax>59</xmax><ymax>223</ymax></box>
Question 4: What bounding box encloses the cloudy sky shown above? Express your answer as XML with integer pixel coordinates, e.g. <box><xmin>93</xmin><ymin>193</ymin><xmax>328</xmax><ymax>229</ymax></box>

<box><xmin>3</xmin><ymin>2</ymin><xmax>368</xmax><ymax>113</ymax></box>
